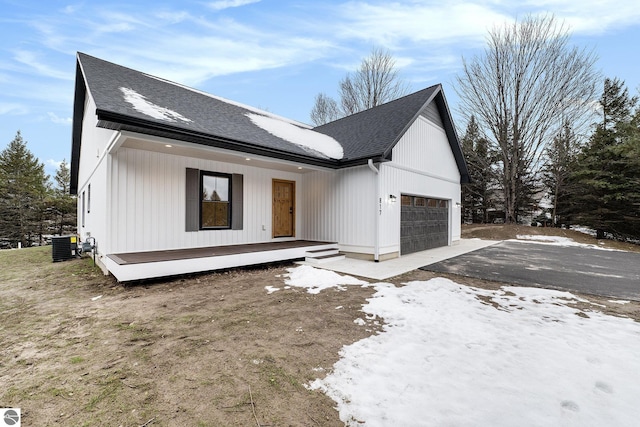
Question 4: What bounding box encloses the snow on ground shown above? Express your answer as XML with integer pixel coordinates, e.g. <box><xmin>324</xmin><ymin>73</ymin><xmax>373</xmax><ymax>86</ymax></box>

<box><xmin>283</xmin><ymin>266</ymin><xmax>640</xmax><ymax>426</ymax></box>
<box><xmin>246</xmin><ymin>113</ymin><xmax>344</xmax><ymax>159</ymax></box>
<box><xmin>120</xmin><ymin>87</ymin><xmax>192</xmax><ymax>123</ymax></box>
<box><xmin>283</xmin><ymin>265</ymin><xmax>368</xmax><ymax>294</ymax></box>
<box><xmin>571</xmin><ymin>226</ymin><xmax>597</xmax><ymax>237</ymax></box>
<box><xmin>514</xmin><ymin>234</ymin><xmax>616</xmax><ymax>250</ymax></box>
<box><xmin>608</xmin><ymin>299</ymin><xmax>631</xmax><ymax>305</ymax></box>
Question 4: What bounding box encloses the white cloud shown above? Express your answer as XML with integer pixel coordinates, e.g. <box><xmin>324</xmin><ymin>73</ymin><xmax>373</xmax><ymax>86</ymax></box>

<box><xmin>153</xmin><ymin>10</ymin><xmax>191</xmax><ymax>24</ymax></box>
<box><xmin>93</xmin><ymin>11</ymin><xmax>145</xmax><ymax>34</ymax></box>
<box><xmin>13</xmin><ymin>50</ymin><xmax>73</xmax><ymax>80</ymax></box>
<box><xmin>208</xmin><ymin>0</ymin><xmax>261</xmax><ymax>11</ymax></box>
<box><xmin>26</xmin><ymin>7</ymin><xmax>333</xmax><ymax>87</ymax></box>
<box><xmin>47</xmin><ymin>112</ymin><xmax>72</xmax><ymax>125</ymax></box>
<box><xmin>0</xmin><ymin>103</ymin><xmax>28</xmax><ymax>115</ymax></box>
<box><xmin>104</xmin><ymin>33</ymin><xmax>332</xmax><ymax>86</ymax></box>
<box><xmin>46</xmin><ymin>159</ymin><xmax>63</xmax><ymax>169</ymax></box>
<box><xmin>62</xmin><ymin>4</ymin><xmax>81</xmax><ymax>14</ymax></box>
<box><xmin>332</xmin><ymin>1</ymin><xmax>640</xmax><ymax>48</ymax></box>
<box><xmin>518</xmin><ymin>0</ymin><xmax>640</xmax><ymax>34</ymax></box>
<box><xmin>336</xmin><ymin>2</ymin><xmax>512</xmax><ymax>47</ymax></box>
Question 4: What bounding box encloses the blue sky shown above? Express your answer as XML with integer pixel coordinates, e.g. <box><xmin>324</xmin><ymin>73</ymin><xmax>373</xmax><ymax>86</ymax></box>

<box><xmin>1</xmin><ymin>0</ymin><xmax>639</xmax><ymax>178</ymax></box>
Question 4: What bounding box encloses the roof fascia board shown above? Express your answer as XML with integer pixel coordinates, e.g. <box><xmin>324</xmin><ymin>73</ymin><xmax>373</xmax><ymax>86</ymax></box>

<box><xmin>115</xmin><ymin>130</ymin><xmax>337</xmax><ymax>173</ymax></box>
<box><xmin>434</xmin><ymin>91</ymin><xmax>471</xmax><ymax>184</ymax></box>
<box><xmin>70</xmin><ymin>55</ymin><xmax>88</xmax><ymax>195</ymax></box>
<box><xmin>96</xmin><ymin>111</ymin><xmax>346</xmax><ymax>170</ymax></box>
<box><xmin>381</xmin><ymin>86</ymin><xmax>442</xmax><ymax>159</ymax></box>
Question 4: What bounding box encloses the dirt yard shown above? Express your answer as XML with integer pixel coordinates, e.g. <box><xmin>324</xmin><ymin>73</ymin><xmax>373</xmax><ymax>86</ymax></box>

<box><xmin>1</xmin><ymin>227</ymin><xmax>639</xmax><ymax>426</ymax></box>
<box><xmin>461</xmin><ymin>223</ymin><xmax>640</xmax><ymax>253</ymax></box>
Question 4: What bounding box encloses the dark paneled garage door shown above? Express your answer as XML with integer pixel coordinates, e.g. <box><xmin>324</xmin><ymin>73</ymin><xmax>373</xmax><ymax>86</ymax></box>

<box><xmin>400</xmin><ymin>195</ymin><xmax>449</xmax><ymax>255</ymax></box>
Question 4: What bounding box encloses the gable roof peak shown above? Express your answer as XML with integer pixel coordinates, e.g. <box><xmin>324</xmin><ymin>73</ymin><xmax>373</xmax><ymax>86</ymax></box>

<box><xmin>317</xmin><ymin>83</ymin><xmax>442</xmax><ymax>128</ymax></box>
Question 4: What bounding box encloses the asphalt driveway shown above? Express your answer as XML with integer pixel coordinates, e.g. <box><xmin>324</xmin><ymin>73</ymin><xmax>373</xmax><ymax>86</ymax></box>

<box><xmin>421</xmin><ymin>241</ymin><xmax>640</xmax><ymax>301</ymax></box>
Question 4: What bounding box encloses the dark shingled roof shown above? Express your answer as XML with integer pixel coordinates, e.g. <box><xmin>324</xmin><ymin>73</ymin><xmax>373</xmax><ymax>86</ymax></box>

<box><xmin>314</xmin><ymin>86</ymin><xmax>438</xmax><ymax>161</ymax></box>
<box><xmin>314</xmin><ymin>86</ymin><xmax>469</xmax><ymax>181</ymax></box>
<box><xmin>71</xmin><ymin>53</ymin><xmax>468</xmax><ymax>194</ymax></box>
<box><xmin>75</xmin><ymin>52</ymin><xmax>331</xmax><ymax>157</ymax></box>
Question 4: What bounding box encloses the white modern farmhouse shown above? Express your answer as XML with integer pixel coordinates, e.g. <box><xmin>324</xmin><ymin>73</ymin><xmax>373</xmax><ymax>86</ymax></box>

<box><xmin>70</xmin><ymin>53</ymin><xmax>469</xmax><ymax>281</ymax></box>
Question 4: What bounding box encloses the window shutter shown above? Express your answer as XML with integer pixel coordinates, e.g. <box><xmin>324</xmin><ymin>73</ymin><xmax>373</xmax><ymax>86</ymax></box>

<box><xmin>185</xmin><ymin>168</ymin><xmax>199</xmax><ymax>231</ymax></box>
<box><xmin>231</xmin><ymin>173</ymin><xmax>243</xmax><ymax>230</ymax></box>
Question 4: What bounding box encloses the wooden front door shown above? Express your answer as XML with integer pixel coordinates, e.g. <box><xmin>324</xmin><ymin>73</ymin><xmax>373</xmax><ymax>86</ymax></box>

<box><xmin>272</xmin><ymin>179</ymin><xmax>295</xmax><ymax>238</ymax></box>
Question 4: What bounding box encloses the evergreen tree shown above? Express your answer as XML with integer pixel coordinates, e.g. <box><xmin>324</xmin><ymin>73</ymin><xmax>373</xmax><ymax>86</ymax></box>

<box><xmin>0</xmin><ymin>131</ymin><xmax>50</xmax><ymax>247</ymax></box>
<box><xmin>461</xmin><ymin>116</ymin><xmax>495</xmax><ymax>223</ymax></box>
<box><xmin>542</xmin><ymin>120</ymin><xmax>578</xmax><ymax>226</ymax></box>
<box><xmin>601</xmin><ymin>77</ymin><xmax>638</xmax><ymax>132</ymax></box>
<box><xmin>568</xmin><ymin>79</ymin><xmax>640</xmax><ymax>239</ymax></box>
<box><xmin>50</xmin><ymin>159</ymin><xmax>76</xmax><ymax>235</ymax></box>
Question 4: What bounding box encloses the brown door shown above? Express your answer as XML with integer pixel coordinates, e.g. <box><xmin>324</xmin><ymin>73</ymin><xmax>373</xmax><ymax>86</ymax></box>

<box><xmin>273</xmin><ymin>179</ymin><xmax>295</xmax><ymax>238</ymax></box>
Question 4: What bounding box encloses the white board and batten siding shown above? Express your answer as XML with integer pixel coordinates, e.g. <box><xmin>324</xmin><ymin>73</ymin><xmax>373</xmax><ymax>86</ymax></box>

<box><xmin>108</xmin><ymin>147</ymin><xmax>304</xmax><ymax>254</ymax></box>
<box><xmin>300</xmin><ymin>166</ymin><xmax>377</xmax><ymax>254</ymax></box>
<box><xmin>76</xmin><ymin>93</ymin><xmax>118</xmax><ymax>256</ymax></box>
<box><xmin>378</xmin><ymin>114</ymin><xmax>462</xmax><ymax>255</ymax></box>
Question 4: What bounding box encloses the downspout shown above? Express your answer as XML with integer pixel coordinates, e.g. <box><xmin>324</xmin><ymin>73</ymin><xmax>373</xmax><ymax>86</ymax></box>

<box><xmin>368</xmin><ymin>159</ymin><xmax>380</xmax><ymax>262</ymax></box>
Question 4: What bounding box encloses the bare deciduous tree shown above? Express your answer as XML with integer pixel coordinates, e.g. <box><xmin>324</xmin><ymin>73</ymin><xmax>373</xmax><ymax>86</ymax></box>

<box><xmin>310</xmin><ymin>48</ymin><xmax>408</xmax><ymax>125</ymax></box>
<box><xmin>456</xmin><ymin>14</ymin><xmax>598</xmax><ymax>223</ymax></box>
<box><xmin>339</xmin><ymin>47</ymin><xmax>409</xmax><ymax>115</ymax></box>
<box><xmin>310</xmin><ymin>93</ymin><xmax>340</xmax><ymax>126</ymax></box>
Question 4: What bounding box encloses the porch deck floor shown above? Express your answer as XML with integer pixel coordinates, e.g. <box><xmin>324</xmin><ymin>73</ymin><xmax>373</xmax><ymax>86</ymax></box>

<box><xmin>107</xmin><ymin>240</ymin><xmax>335</xmax><ymax>265</ymax></box>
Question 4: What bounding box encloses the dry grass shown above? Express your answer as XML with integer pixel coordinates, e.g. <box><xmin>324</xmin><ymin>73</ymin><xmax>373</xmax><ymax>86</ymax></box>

<box><xmin>462</xmin><ymin>224</ymin><xmax>640</xmax><ymax>253</ymax></box>
<box><xmin>1</xmin><ymin>226</ymin><xmax>638</xmax><ymax>425</ymax></box>
<box><xmin>0</xmin><ymin>247</ymin><xmax>377</xmax><ymax>426</ymax></box>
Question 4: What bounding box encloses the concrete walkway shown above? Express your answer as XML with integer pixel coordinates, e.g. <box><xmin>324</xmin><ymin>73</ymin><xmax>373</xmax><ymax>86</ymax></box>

<box><xmin>298</xmin><ymin>239</ymin><xmax>499</xmax><ymax>280</ymax></box>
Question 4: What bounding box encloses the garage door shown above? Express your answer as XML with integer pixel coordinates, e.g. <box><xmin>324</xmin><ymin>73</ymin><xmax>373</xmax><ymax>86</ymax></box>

<box><xmin>400</xmin><ymin>195</ymin><xmax>449</xmax><ymax>255</ymax></box>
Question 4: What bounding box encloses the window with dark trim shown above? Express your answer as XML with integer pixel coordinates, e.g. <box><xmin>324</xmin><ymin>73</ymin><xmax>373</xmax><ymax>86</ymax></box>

<box><xmin>87</xmin><ymin>184</ymin><xmax>91</xmax><ymax>213</ymax></box>
<box><xmin>200</xmin><ymin>172</ymin><xmax>231</xmax><ymax>229</ymax></box>
<box><xmin>81</xmin><ymin>191</ymin><xmax>85</xmax><ymax>227</ymax></box>
<box><xmin>186</xmin><ymin>168</ymin><xmax>243</xmax><ymax>232</ymax></box>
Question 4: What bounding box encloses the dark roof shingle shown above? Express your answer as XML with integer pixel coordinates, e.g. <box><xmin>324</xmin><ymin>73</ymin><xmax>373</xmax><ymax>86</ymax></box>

<box><xmin>313</xmin><ymin>86</ymin><xmax>439</xmax><ymax>161</ymax></box>
<box><xmin>77</xmin><ymin>52</ymin><xmax>328</xmax><ymax>160</ymax></box>
<box><xmin>71</xmin><ymin>52</ymin><xmax>468</xmax><ymax>193</ymax></box>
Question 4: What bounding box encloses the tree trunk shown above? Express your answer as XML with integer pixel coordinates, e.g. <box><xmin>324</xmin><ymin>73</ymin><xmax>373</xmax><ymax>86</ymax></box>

<box><xmin>553</xmin><ymin>180</ymin><xmax>559</xmax><ymax>227</ymax></box>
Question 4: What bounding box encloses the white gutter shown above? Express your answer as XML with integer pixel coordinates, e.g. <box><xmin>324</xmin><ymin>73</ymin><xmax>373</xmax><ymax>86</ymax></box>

<box><xmin>368</xmin><ymin>159</ymin><xmax>380</xmax><ymax>262</ymax></box>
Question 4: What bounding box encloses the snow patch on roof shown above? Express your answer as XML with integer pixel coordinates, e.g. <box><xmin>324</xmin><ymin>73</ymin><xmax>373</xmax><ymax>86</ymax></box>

<box><xmin>246</xmin><ymin>113</ymin><xmax>344</xmax><ymax>160</ymax></box>
<box><xmin>143</xmin><ymin>74</ymin><xmax>311</xmax><ymax>128</ymax></box>
<box><xmin>120</xmin><ymin>87</ymin><xmax>192</xmax><ymax>123</ymax></box>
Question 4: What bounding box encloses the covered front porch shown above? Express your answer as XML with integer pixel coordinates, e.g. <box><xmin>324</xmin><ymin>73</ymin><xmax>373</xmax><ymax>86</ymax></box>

<box><xmin>102</xmin><ymin>240</ymin><xmax>338</xmax><ymax>282</ymax></box>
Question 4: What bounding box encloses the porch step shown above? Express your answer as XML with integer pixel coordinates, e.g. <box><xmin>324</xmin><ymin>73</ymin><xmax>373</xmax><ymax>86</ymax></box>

<box><xmin>305</xmin><ymin>247</ymin><xmax>345</xmax><ymax>264</ymax></box>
